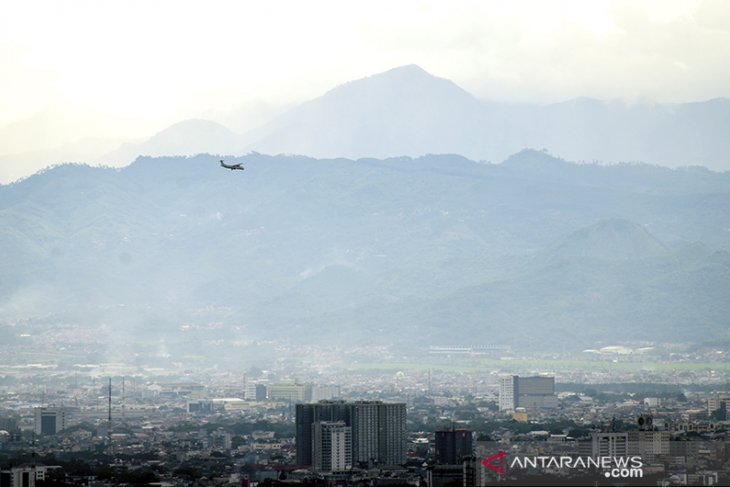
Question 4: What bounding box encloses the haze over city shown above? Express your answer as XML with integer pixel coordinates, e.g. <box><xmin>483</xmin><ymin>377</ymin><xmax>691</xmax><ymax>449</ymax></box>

<box><xmin>1</xmin><ymin>1</ymin><xmax>730</xmax><ymax>486</ymax></box>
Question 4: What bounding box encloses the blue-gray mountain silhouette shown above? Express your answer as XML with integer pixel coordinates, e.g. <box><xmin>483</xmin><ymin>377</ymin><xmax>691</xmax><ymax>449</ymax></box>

<box><xmin>242</xmin><ymin>65</ymin><xmax>730</xmax><ymax>170</ymax></box>
<box><xmin>9</xmin><ymin>65</ymin><xmax>730</xmax><ymax>184</ymax></box>
<box><xmin>1</xmin><ymin>151</ymin><xmax>729</xmax><ymax>351</ymax></box>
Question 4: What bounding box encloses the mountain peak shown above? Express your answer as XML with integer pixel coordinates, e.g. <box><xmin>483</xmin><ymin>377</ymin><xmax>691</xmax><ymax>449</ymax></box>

<box><xmin>102</xmin><ymin>118</ymin><xmax>241</xmax><ymax>164</ymax></box>
<box><xmin>327</xmin><ymin>64</ymin><xmax>475</xmax><ymax>102</ymax></box>
<box><xmin>346</xmin><ymin>64</ymin><xmax>437</xmax><ymax>84</ymax></box>
<box><xmin>502</xmin><ymin>149</ymin><xmax>571</xmax><ymax>169</ymax></box>
<box><xmin>244</xmin><ymin>67</ymin><xmax>730</xmax><ymax>169</ymax></box>
<box><xmin>250</xmin><ymin>64</ymin><xmax>482</xmax><ymax>159</ymax></box>
<box><xmin>550</xmin><ymin>219</ymin><xmax>669</xmax><ymax>261</ymax></box>
<box><xmin>369</xmin><ymin>64</ymin><xmax>433</xmax><ymax>80</ymax></box>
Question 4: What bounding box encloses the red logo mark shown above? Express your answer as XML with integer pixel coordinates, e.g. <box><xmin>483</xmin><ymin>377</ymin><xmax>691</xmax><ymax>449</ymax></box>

<box><xmin>482</xmin><ymin>451</ymin><xmax>507</xmax><ymax>475</ymax></box>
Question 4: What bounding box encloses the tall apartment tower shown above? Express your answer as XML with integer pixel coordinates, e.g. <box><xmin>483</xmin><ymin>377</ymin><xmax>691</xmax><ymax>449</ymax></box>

<box><xmin>34</xmin><ymin>407</ymin><xmax>67</xmax><ymax>435</ymax></box>
<box><xmin>435</xmin><ymin>429</ymin><xmax>473</xmax><ymax>464</ymax></box>
<box><xmin>350</xmin><ymin>401</ymin><xmax>379</xmax><ymax>465</ymax></box>
<box><xmin>295</xmin><ymin>401</ymin><xmax>350</xmax><ymax>465</ymax></box>
<box><xmin>375</xmin><ymin>402</ymin><xmax>407</xmax><ymax>465</ymax></box>
<box><xmin>296</xmin><ymin>401</ymin><xmax>406</xmax><ymax>467</ymax></box>
<box><xmin>312</xmin><ymin>421</ymin><xmax>352</xmax><ymax>472</ymax></box>
<box><xmin>499</xmin><ymin>376</ymin><xmax>516</xmax><ymax>411</ymax></box>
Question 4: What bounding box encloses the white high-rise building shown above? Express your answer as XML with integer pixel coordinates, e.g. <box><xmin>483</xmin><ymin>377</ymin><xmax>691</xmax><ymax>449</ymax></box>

<box><xmin>312</xmin><ymin>421</ymin><xmax>352</xmax><ymax>472</ymax></box>
<box><xmin>592</xmin><ymin>432</ymin><xmax>629</xmax><ymax>457</ymax></box>
<box><xmin>707</xmin><ymin>394</ymin><xmax>730</xmax><ymax>415</ymax></box>
<box><xmin>499</xmin><ymin>376</ymin><xmax>516</xmax><ymax>412</ymax></box>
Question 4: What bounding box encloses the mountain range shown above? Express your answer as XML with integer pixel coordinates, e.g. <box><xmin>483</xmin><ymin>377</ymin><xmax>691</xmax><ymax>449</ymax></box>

<box><xmin>3</xmin><ymin>65</ymin><xmax>730</xmax><ymax>185</ymax></box>
<box><xmin>1</xmin><ymin>150</ymin><xmax>729</xmax><ymax>353</ymax></box>
<box><xmin>245</xmin><ymin>65</ymin><xmax>730</xmax><ymax>169</ymax></box>
<box><xmin>105</xmin><ymin>65</ymin><xmax>730</xmax><ymax>171</ymax></box>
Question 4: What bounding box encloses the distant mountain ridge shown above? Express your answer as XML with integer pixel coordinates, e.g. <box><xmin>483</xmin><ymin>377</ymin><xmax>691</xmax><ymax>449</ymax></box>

<box><xmin>547</xmin><ymin>219</ymin><xmax>670</xmax><ymax>261</ymax></box>
<box><xmin>102</xmin><ymin>118</ymin><xmax>244</xmax><ymax>162</ymax></box>
<box><xmin>248</xmin><ymin>65</ymin><xmax>486</xmax><ymax>160</ymax></box>
<box><xmin>1</xmin><ymin>151</ymin><xmax>729</xmax><ymax>351</ymax></box>
<box><xmin>4</xmin><ymin>65</ymin><xmax>730</xmax><ymax>184</ymax></box>
<box><xmin>106</xmin><ymin>65</ymin><xmax>730</xmax><ymax>171</ymax></box>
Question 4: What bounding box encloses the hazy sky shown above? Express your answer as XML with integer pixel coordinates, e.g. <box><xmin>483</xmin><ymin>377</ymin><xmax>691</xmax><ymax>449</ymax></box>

<box><xmin>1</xmin><ymin>0</ymin><xmax>729</xmax><ymax>181</ymax></box>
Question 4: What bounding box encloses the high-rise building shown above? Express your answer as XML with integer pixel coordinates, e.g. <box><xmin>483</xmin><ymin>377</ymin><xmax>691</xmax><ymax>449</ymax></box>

<box><xmin>499</xmin><ymin>375</ymin><xmax>557</xmax><ymax>412</ymax></box>
<box><xmin>312</xmin><ymin>385</ymin><xmax>341</xmax><ymax>401</ymax></box>
<box><xmin>628</xmin><ymin>430</ymin><xmax>670</xmax><ymax>457</ymax></box>
<box><xmin>498</xmin><ymin>376</ymin><xmax>516</xmax><ymax>412</ymax></box>
<box><xmin>267</xmin><ymin>383</ymin><xmax>312</xmax><ymax>402</ymax></box>
<box><xmin>427</xmin><ymin>464</ymin><xmax>464</xmax><ymax>487</ymax></box>
<box><xmin>592</xmin><ymin>428</ymin><xmax>670</xmax><ymax>459</ymax></box>
<box><xmin>434</xmin><ymin>429</ymin><xmax>473</xmax><ymax>464</ymax></box>
<box><xmin>592</xmin><ymin>432</ymin><xmax>629</xmax><ymax>457</ymax></box>
<box><xmin>33</xmin><ymin>407</ymin><xmax>67</xmax><ymax>436</ymax></box>
<box><xmin>312</xmin><ymin>421</ymin><xmax>352</xmax><ymax>472</ymax></box>
<box><xmin>296</xmin><ymin>401</ymin><xmax>406</xmax><ymax>467</ymax></box>
<box><xmin>244</xmin><ymin>382</ymin><xmax>268</xmax><ymax>401</ymax></box>
<box><xmin>517</xmin><ymin>376</ymin><xmax>557</xmax><ymax>409</ymax></box>
<box><xmin>0</xmin><ymin>465</ymin><xmax>62</xmax><ymax>487</ymax></box>
<box><xmin>708</xmin><ymin>394</ymin><xmax>730</xmax><ymax>417</ymax></box>
<box><xmin>187</xmin><ymin>400</ymin><xmax>214</xmax><ymax>414</ymax></box>
<box><xmin>463</xmin><ymin>456</ymin><xmax>485</xmax><ymax>487</ymax></box>
<box><xmin>350</xmin><ymin>401</ymin><xmax>379</xmax><ymax>465</ymax></box>
<box><xmin>375</xmin><ymin>402</ymin><xmax>407</xmax><ymax>465</ymax></box>
<box><xmin>296</xmin><ymin>401</ymin><xmax>350</xmax><ymax>465</ymax></box>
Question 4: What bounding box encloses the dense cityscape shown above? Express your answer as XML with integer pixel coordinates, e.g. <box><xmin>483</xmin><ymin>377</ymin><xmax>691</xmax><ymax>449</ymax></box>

<box><xmin>3</xmin><ymin>3</ymin><xmax>730</xmax><ymax>487</ymax></box>
<box><xmin>1</xmin><ymin>334</ymin><xmax>729</xmax><ymax>486</ymax></box>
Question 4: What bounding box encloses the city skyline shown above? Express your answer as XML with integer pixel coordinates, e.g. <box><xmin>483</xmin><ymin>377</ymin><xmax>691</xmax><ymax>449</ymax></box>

<box><xmin>1</xmin><ymin>2</ymin><xmax>728</xmax><ymax>484</ymax></box>
<box><xmin>2</xmin><ymin>362</ymin><xmax>728</xmax><ymax>485</ymax></box>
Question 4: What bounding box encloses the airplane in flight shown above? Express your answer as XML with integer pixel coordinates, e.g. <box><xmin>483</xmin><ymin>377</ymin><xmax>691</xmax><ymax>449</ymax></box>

<box><xmin>220</xmin><ymin>160</ymin><xmax>244</xmax><ymax>171</ymax></box>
